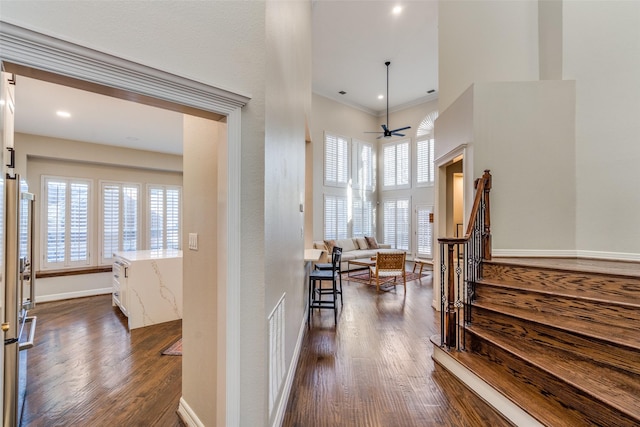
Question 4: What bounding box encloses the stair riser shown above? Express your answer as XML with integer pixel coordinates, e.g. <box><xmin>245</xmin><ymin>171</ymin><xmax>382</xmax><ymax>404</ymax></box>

<box><xmin>470</xmin><ymin>305</ymin><xmax>640</xmax><ymax>376</ymax></box>
<box><xmin>475</xmin><ymin>285</ymin><xmax>640</xmax><ymax>332</ymax></box>
<box><xmin>468</xmin><ymin>332</ymin><xmax>640</xmax><ymax>427</ymax></box>
<box><xmin>482</xmin><ymin>263</ymin><xmax>640</xmax><ymax>302</ymax></box>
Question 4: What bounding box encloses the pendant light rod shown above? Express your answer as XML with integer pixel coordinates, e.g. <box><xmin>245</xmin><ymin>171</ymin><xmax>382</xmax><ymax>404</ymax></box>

<box><xmin>385</xmin><ymin>61</ymin><xmax>390</xmax><ymax>127</ymax></box>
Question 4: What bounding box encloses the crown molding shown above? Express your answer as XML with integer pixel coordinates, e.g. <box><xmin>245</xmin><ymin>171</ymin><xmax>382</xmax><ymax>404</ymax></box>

<box><xmin>0</xmin><ymin>21</ymin><xmax>250</xmax><ymax>115</ymax></box>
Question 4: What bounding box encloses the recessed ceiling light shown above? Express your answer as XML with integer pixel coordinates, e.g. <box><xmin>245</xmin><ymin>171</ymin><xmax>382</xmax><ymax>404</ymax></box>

<box><xmin>378</xmin><ymin>95</ymin><xmax>384</xmax><ymax>100</ymax></box>
<box><xmin>56</xmin><ymin>111</ymin><xmax>71</xmax><ymax>118</ymax></box>
<box><xmin>392</xmin><ymin>5</ymin><xmax>403</xmax><ymax>15</ymax></box>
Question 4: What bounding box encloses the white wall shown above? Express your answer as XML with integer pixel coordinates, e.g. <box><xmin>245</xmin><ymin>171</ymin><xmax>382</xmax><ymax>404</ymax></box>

<box><xmin>473</xmin><ymin>81</ymin><xmax>576</xmax><ymax>253</ymax></box>
<box><xmin>564</xmin><ymin>1</ymin><xmax>640</xmax><ymax>258</ymax></box>
<box><xmin>438</xmin><ymin>0</ymin><xmax>540</xmax><ymax>112</ymax></box>
<box><xmin>264</xmin><ymin>1</ymin><xmax>311</xmax><ymax>425</ymax></box>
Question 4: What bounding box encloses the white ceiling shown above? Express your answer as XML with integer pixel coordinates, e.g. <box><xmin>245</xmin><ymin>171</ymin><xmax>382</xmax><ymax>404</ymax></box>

<box><xmin>13</xmin><ymin>1</ymin><xmax>438</xmax><ymax>155</ymax></box>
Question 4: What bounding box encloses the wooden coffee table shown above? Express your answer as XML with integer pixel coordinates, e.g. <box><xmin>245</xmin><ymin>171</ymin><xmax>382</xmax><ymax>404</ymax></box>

<box><xmin>347</xmin><ymin>258</ymin><xmax>376</xmax><ymax>280</ymax></box>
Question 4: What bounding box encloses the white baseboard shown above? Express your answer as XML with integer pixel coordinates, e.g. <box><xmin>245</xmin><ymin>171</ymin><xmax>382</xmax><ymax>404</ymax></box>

<box><xmin>432</xmin><ymin>343</ymin><xmax>543</xmax><ymax>427</ymax></box>
<box><xmin>36</xmin><ymin>287</ymin><xmax>112</xmax><ymax>303</ymax></box>
<box><xmin>177</xmin><ymin>397</ymin><xmax>205</xmax><ymax>427</ymax></box>
<box><xmin>271</xmin><ymin>310</ymin><xmax>308</xmax><ymax>427</ymax></box>
<box><xmin>493</xmin><ymin>248</ymin><xmax>640</xmax><ymax>261</ymax></box>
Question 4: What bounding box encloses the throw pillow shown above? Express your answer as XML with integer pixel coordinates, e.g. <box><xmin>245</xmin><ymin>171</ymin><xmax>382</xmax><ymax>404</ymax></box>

<box><xmin>365</xmin><ymin>236</ymin><xmax>379</xmax><ymax>249</ymax></box>
<box><xmin>356</xmin><ymin>237</ymin><xmax>368</xmax><ymax>250</ymax></box>
<box><xmin>323</xmin><ymin>239</ymin><xmax>336</xmax><ymax>255</ymax></box>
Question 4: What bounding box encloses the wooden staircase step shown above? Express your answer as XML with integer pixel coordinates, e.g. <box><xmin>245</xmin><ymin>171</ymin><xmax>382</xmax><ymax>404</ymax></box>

<box><xmin>446</xmin><ymin>344</ymin><xmax>593</xmax><ymax>427</ymax></box>
<box><xmin>474</xmin><ymin>283</ymin><xmax>640</xmax><ymax>334</ymax></box>
<box><xmin>473</xmin><ymin>299</ymin><xmax>640</xmax><ymax>351</ymax></box>
<box><xmin>465</xmin><ymin>324</ymin><xmax>640</xmax><ymax>423</ymax></box>
<box><xmin>482</xmin><ymin>261</ymin><xmax>640</xmax><ymax>304</ymax></box>
<box><xmin>471</xmin><ymin>305</ymin><xmax>640</xmax><ymax>375</ymax></box>
<box><xmin>461</xmin><ymin>331</ymin><xmax>640</xmax><ymax>426</ymax></box>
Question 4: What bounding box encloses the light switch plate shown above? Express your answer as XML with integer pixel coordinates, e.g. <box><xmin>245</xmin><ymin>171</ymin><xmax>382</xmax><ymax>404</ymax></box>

<box><xmin>188</xmin><ymin>233</ymin><xmax>198</xmax><ymax>250</ymax></box>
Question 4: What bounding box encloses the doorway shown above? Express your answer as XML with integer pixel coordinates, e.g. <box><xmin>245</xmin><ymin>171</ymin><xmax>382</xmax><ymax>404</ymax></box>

<box><xmin>0</xmin><ymin>22</ymin><xmax>247</xmax><ymax>425</ymax></box>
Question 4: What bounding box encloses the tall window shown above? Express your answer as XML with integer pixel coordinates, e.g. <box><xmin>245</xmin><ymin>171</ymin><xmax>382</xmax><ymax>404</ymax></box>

<box><xmin>352</xmin><ymin>139</ymin><xmax>373</xmax><ymax>190</ymax></box>
<box><xmin>42</xmin><ymin>176</ymin><xmax>91</xmax><ymax>268</ymax></box>
<box><xmin>148</xmin><ymin>185</ymin><xmax>182</xmax><ymax>250</ymax></box>
<box><xmin>324</xmin><ymin>132</ymin><xmax>349</xmax><ymax>187</ymax></box>
<box><xmin>383</xmin><ymin>199</ymin><xmax>410</xmax><ymax>250</ymax></box>
<box><xmin>324</xmin><ymin>195</ymin><xmax>348</xmax><ymax>240</ymax></box>
<box><xmin>352</xmin><ymin>198</ymin><xmax>373</xmax><ymax>237</ymax></box>
<box><xmin>383</xmin><ymin>139</ymin><xmax>410</xmax><ymax>189</ymax></box>
<box><xmin>416</xmin><ymin>111</ymin><xmax>438</xmax><ymax>186</ymax></box>
<box><xmin>101</xmin><ymin>182</ymin><xmax>140</xmax><ymax>264</ymax></box>
<box><xmin>416</xmin><ymin>205</ymin><xmax>433</xmax><ymax>258</ymax></box>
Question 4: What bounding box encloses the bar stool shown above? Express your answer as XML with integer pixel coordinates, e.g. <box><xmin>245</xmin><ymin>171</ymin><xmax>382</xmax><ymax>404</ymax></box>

<box><xmin>308</xmin><ymin>250</ymin><xmax>341</xmax><ymax>326</ymax></box>
<box><xmin>314</xmin><ymin>246</ymin><xmax>343</xmax><ymax>303</ymax></box>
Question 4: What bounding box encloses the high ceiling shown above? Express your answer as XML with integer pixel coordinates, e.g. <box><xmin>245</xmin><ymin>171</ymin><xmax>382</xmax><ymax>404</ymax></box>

<box><xmin>13</xmin><ymin>1</ymin><xmax>438</xmax><ymax>155</ymax></box>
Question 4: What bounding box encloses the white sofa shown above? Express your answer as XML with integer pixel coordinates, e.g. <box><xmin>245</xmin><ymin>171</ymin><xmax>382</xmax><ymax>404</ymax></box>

<box><xmin>312</xmin><ymin>237</ymin><xmax>393</xmax><ymax>271</ymax></box>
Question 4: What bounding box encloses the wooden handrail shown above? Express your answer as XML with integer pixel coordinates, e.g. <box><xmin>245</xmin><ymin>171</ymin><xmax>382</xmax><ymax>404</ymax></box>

<box><xmin>463</xmin><ymin>170</ymin><xmax>492</xmax><ymax>259</ymax></box>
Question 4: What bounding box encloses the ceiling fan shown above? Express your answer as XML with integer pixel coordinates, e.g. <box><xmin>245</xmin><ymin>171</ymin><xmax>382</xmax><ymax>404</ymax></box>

<box><xmin>366</xmin><ymin>61</ymin><xmax>411</xmax><ymax>139</ymax></box>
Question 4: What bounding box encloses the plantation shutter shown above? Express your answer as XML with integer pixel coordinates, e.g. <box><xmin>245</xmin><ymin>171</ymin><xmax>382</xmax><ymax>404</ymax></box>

<box><xmin>103</xmin><ymin>184</ymin><xmax>120</xmax><ymax>261</ymax></box>
<box><xmin>149</xmin><ymin>187</ymin><xmax>164</xmax><ymax>250</ymax></box>
<box><xmin>383</xmin><ymin>199</ymin><xmax>409</xmax><ymax>250</ymax></box>
<box><xmin>46</xmin><ymin>180</ymin><xmax>66</xmax><ymax>264</ymax></box>
<box><xmin>324</xmin><ymin>195</ymin><xmax>348</xmax><ymax>240</ymax></box>
<box><xmin>324</xmin><ymin>133</ymin><xmax>348</xmax><ymax>187</ymax></box>
<box><xmin>69</xmin><ymin>182</ymin><xmax>89</xmax><ymax>262</ymax></box>
<box><xmin>417</xmin><ymin>206</ymin><xmax>433</xmax><ymax>258</ymax></box>
<box><xmin>166</xmin><ymin>188</ymin><xmax>180</xmax><ymax>249</ymax></box>
<box><xmin>122</xmin><ymin>185</ymin><xmax>138</xmax><ymax>251</ymax></box>
<box><xmin>383</xmin><ymin>140</ymin><xmax>410</xmax><ymax>188</ymax></box>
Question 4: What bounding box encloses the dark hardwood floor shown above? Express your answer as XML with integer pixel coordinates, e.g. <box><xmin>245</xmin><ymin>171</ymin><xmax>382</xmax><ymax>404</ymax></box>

<box><xmin>283</xmin><ymin>267</ymin><xmax>513</xmax><ymax>427</ymax></box>
<box><xmin>22</xmin><ymin>295</ymin><xmax>183</xmax><ymax>427</ymax></box>
<box><xmin>23</xmin><ymin>267</ymin><xmax>511</xmax><ymax>427</ymax></box>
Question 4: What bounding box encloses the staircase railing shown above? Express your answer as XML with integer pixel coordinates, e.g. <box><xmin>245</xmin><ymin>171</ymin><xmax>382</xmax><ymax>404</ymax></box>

<box><xmin>438</xmin><ymin>170</ymin><xmax>492</xmax><ymax>351</ymax></box>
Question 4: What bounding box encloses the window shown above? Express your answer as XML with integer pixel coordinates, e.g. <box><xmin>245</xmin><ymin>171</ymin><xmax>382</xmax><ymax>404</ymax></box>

<box><xmin>416</xmin><ymin>111</ymin><xmax>438</xmax><ymax>186</ymax></box>
<box><xmin>383</xmin><ymin>139</ymin><xmax>410</xmax><ymax>189</ymax></box>
<box><xmin>352</xmin><ymin>139</ymin><xmax>373</xmax><ymax>190</ymax></box>
<box><xmin>383</xmin><ymin>199</ymin><xmax>410</xmax><ymax>250</ymax></box>
<box><xmin>324</xmin><ymin>194</ymin><xmax>348</xmax><ymax>240</ymax></box>
<box><xmin>352</xmin><ymin>198</ymin><xmax>373</xmax><ymax>237</ymax></box>
<box><xmin>148</xmin><ymin>185</ymin><xmax>182</xmax><ymax>250</ymax></box>
<box><xmin>416</xmin><ymin>205</ymin><xmax>433</xmax><ymax>258</ymax></box>
<box><xmin>42</xmin><ymin>176</ymin><xmax>91</xmax><ymax>269</ymax></box>
<box><xmin>101</xmin><ymin>182</ymin><xmax>140</xmax><ymax>264</ymax></box>
<box><xmin>324</xmin><ymin>132</ymin><xmax>349</xmax><ymax>187</ymax></box>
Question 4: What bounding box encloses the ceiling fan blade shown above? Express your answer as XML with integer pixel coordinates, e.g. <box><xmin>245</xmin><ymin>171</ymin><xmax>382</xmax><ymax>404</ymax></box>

<box><xmin>364</xmin><ymin>131</ymin><xmax>384</xmax><ymax>134</ymax></box>
<box><xmin>391</xmin><ymin>126</ymin><xmax>411</xmax><ymax>132</ymax></box>
<box><xmin>392</xmin><ymin>133</ymin><xmax>405</xmax><ymax>137</ymax></box>
<box><xmin>381</xmin><ymin>124</ymin><xmax>389</xmax><ymax>132</ymax></box>
<box><xmin>376</xmin><ymin>135</ymin><xmax>385</xmax><ymax>139</ymax></box>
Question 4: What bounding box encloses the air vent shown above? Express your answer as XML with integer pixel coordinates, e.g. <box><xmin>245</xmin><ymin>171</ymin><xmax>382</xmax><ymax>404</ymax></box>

<box><xmin>338</xmin><ymin>90</ymin><xmax>347</xmax><ymax>95</ymax></box>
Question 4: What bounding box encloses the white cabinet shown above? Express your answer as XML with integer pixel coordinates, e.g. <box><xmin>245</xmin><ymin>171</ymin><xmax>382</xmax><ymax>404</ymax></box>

<box><xmin>112</xmin><ymin>249</ymin><xmax>183</xmax><ymax>330</ymax></box>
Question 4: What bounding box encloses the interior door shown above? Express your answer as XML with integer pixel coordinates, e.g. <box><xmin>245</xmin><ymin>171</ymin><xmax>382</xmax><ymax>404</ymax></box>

<box><xmin>0</xmin><ymin>69</ymin><xmax>14</xmax><ymax>425</ymax></box>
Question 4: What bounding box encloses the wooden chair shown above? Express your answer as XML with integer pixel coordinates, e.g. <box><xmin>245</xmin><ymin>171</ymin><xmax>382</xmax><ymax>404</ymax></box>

<box><xmin>314</xmin><ymin>246</ymin><xmax>343</xmax><ymax>303</ymax></box>
<box><xmin>369</xmin><ymin>251</ymin><xmax>406</xmax><ymax>293</ymax></box>
<box><xmin>308</xmin><ymin>250</ymin><xmax>342</xmax><ymax>325</ymax></box>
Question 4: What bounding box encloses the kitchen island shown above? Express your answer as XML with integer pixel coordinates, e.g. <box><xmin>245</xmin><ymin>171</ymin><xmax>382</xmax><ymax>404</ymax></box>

<box><xmin>112</xmin><ymin>249</ymin><xmax>183</xmax><ymax>330</ymax></box>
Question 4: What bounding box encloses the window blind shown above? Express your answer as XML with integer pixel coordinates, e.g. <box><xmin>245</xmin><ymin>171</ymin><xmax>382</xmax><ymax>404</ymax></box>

<box><xmin>383</xmin><ymin>140</ymin><xmax>409</xmax><ymax>188</ymax></box>
<box><xmin>324</xmin><ymin>133</ymin><xmax>349</xmax><ymax>187</ymax></box>
<box><xmin>416</xmin><ymin>206</ymin><xmax>433</xmax><ymax>257</ymax></box>
<box><xmin>324</xmin><ymin>195</ymin><xmax>348</xmax><ymax>240</ymax></box>
<box><xmin>383</xmin><ymin>199</ymin><xmax>409</xmax><ymax>250</ymax></box>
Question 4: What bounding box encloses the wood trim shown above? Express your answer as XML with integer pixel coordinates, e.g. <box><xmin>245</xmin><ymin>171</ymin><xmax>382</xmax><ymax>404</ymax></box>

<box><xmin>36</xmin><ymin>266</ymin><xmax>112</xmax><ymax>279</ymax></box>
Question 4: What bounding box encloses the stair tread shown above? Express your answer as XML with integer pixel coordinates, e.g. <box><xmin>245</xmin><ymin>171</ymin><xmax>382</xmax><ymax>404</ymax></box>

<box><xmin>471</xmin><ymin>305</ymin><xmax>640</xmax><ymax>376</ymax></box>
<box><xmin>446</xmin><ymin>345</ymin><xmax>589</xmax><ymax>427</ymax></box>
<box><xmin>473</xmin><ymin>300</ymin><xmax>640</xmax><ymax>351</ymax></box>
<box><xmin>467</xmin><ymin>325</ymin><xmax>640</xmax><ymax>419</ymax></box>
<box><xmin>486</xmin><ymin>257</ymin><xmax>640</xmax><ymax>279</ymax></box>
<box><xmin>476</xmin><ymin>278</ymin><xmax>640</xmax><ymax>308</ymax></box>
